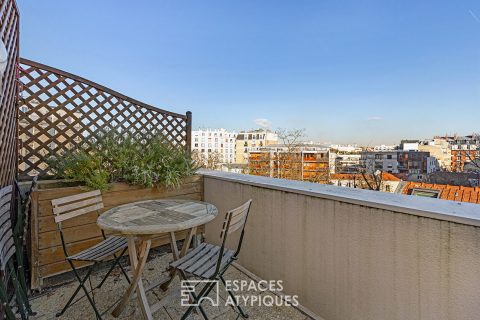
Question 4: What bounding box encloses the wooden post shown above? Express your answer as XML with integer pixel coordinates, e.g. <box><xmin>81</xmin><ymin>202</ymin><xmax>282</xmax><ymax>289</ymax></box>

<box><xmin>186</xmin><ymin>111</ymin><xmax>192</xmax><ymax>155</ymax></box>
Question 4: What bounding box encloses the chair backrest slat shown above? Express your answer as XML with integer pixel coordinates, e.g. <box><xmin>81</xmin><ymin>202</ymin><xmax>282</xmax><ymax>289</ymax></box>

<box><xmin>220</xmin><ymin>200</ymin><xmax>252</xmax><ymax>239</ymax></box>
<box><xmin>228</xmin><ymin>216</ymin><xmax>247</xmax><ymax>234</ymax></box>
<box><xmin>52</xmin><ymin>190</ymin><xmax>103</xmax><ymax>224</ymax></box>
<box><xmin>51</xmin><ymin>190</ymin><xmax>101</xmax><ymax>206</ymax></box>
<box><xmin>0</xmin><ymin>185</ymin><xmax>14</xmax><ymax>271</ymax></box>
<box><xmin>53</xmin><ymin>196</ymin><xmax>103</xmax><ymax>215</ymax></box>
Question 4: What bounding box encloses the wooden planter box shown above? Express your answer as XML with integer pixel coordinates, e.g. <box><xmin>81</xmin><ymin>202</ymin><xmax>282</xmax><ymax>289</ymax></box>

<box><xmin>29</xmin><ymin>175</ymin><xmax>203</xmax><ymax>290</ymax></box>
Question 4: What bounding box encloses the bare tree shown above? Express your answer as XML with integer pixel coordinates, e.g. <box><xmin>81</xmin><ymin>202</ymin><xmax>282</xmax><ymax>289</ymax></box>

<box><xmin>192</xmin><ymin>150</ymin><xmax>222</xmax><ymax>170</ymax></box>
<box><xmin>465</xmin><ymin>151</ymin><xmax>480</xmax><ymax>172</ymax></box>
<box><xmin>359</xmin><ymin>167</ymin><xmax>384</xmax><ymax>191</ymax></box>
<box><xmin>275</xmin><ymin>128</ymin><xmax>305</xmax><ymax>180</ymax></box>
<box><xmin>276</xmin><ymin>128</ymin><xmax>305</xmax><ymax>149</ymax></box>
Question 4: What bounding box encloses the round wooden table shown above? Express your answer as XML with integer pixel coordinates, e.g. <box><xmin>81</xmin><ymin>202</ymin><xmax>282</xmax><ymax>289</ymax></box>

<box><xmin>97</xmin><ymin>199</ymin><xmax>218</xmax><ymax>320</ymax></box>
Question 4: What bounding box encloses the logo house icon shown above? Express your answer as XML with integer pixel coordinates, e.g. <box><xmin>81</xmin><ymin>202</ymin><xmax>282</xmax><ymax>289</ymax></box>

<box><xmin>180</xmin><ymin>280</ymin><xmax>220</xmax><ymax>307</ymax></box>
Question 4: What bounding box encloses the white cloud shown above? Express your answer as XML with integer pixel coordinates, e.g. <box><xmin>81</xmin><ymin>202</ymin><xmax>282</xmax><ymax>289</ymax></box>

<box><xmin>254</xmin><ymin>118</ymin><xmax>271</xmax><ymax>128</ymax></box>
<box><xmin>366</xmin><ymin>116</ymin><xmax>383</xmax><ymax>121</ymax></box>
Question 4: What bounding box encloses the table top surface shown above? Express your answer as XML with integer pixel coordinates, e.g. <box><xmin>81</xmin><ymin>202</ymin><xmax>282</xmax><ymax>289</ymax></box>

<box><xmin>97</xmin><ymin>199</ymin><xmax>218</xmax><ymax>235</ymax></box>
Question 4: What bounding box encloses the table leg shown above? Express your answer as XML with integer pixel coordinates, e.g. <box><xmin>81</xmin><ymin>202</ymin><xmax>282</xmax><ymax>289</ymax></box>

<box><xmin>160</xmin><ymin>227</ymin><xmax>197</xmax><ymax>291</ymax></box>
<box><xmin>112</xmin><ymin>237</ymin><xmax>152</xmax><ymax>319</ymax></box>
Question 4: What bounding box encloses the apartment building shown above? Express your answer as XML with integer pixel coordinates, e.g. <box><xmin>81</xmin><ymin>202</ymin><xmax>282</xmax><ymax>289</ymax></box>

<box><xmin>448</xmin><ymin>135</ymin><xmax>480</xmax><ymax>172</ymax></box>
<box><xmin>397</xmin><ymin>150</ymin><xmax>434</xmax><ymax>174</ymax></box>
<box><xmin>360</xmin><ymin>151</ymin><xmax>399</xmax><ymax>173</ymax></box>
<box><xmin>235</xmin><ymin>129</ymin><xmax>278</xmax><ymax>164</ymax></box>
<box><xmin>400</xmin><ymin>140</ymin><xmax>419</xmax><ymax>151</ymax></box>
<box><xmin>330</xmin><ymin>172</ymin><xmax>401</xmax><ymax>193</ymax></box>
<box><xmin>373</xmin><ymin>144</ymin><xmax>398</xmax><ymax>151</ymax></box>
<box><xmin>360</xmin><ymin>150</ymin><xmax>434</xmax><ymax>175</ymax></box>
<box><xmin>418</xmin><ymin>138</ymin><xmax>452</xmax><ymax>171</ymax></box>
<box><xmin>248</xmin><ymin>145</ymin><xmax>329</xmax><ymax>183</ymax></box>
<box><xmin>329</xmin><ymin>145</ymin><xmax>363</xmax><ymax>173</ymax></box>
<box><xmin>191</xmin><ymin>128</ymin><xmax>237</xmax><ymax>165</ymax></box>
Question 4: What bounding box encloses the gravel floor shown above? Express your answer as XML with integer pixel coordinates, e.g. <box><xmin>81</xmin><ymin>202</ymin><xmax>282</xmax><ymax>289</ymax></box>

<box><xmin>29</xmin><ymin>250</ymin><xmax>311</xmax><ymax>320</ymax></box>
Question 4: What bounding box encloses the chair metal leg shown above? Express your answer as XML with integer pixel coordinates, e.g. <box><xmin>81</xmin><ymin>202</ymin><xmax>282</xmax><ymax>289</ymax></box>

<box><xmin>56</xmin><ymin>263</ymin><xmax>102</xmax><ymax>319</ymax></box>
<box><xmin>116</xmin><ymin>251</ymin><xmax>131</xmax><ymax>283</ymax></box>
<box><xmin>96</xmin><ymin>248</ymin><xmax>130</xmax><ymax>289</ymax></box>
<box><xmin>72</xmin><ymin>266</ymin><xmax>103</xmax><ymax>320</ymax></box>
<box><xmin>0</xmin><ymin>281</ymin><xmax>16</xmax><ymax>320</ymax></box>
<box><xmin>179</xmin><ymin>272</ymin><xmax>209</xmax><ymax>320</ymax></box>
<box><xmin>56</xmin><ymin>265</ymin><xmax>94</xmax><ymax>317</ymax></box>
<box><xmin>181</xmin><ymin>281</ymin><xmax>217</xmax><ymax>320</ymax></box>
<box><xmin>219</xmin><ymin>275</ymin><xmax>249</xmax><ymax>319</ymax></box>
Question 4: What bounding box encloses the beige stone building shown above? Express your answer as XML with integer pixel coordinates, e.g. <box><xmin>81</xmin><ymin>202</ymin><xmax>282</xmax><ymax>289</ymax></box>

<box><xmin>418</xmin><ymin>138</ymin><xmax>451</xmax><ymax>171</ymax></box>
<box><xmin>235</xmin><ymin>129</ymin><xmax>278</xmax><ymax>164</ymax></box>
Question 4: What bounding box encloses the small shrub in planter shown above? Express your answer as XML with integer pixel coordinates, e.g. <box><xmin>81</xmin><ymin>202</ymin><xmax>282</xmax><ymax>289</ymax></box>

<box><xmin>47</xmin><ymin>131</ymin><xmax>199</xmax><ymax>190</ymax></box>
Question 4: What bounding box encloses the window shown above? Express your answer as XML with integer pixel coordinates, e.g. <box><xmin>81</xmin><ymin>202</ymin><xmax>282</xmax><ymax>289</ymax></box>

<box><xmin>411</xmin><ymin>188</ymin><xmax>440</xmax><ymax>198</ymax></box>
<box><xmin>387</xmin><ymin>155</ymin><xmax>392</xmax><ymax>159</ymax></box>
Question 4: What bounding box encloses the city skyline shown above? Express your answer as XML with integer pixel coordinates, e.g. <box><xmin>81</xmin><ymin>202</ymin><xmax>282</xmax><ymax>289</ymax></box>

<box><xmin>192</xmin><ymin>124</ymin><xmax>479</xmax><ymax>147</ymax></box>
<box><xmin>19</xmin><ymin>0</ymin><xmax>480</xmax><ymax>144</ymax></box>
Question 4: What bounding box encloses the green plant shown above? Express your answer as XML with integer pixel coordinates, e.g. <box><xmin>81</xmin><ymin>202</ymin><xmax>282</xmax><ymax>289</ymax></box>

<box><xmin>47</xmin><ymin>130</ymin><xmax>199</xmax><ymax>190</ymax></box>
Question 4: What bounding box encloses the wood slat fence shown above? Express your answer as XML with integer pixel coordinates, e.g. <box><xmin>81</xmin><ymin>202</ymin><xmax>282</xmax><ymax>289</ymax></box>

<box><xmin>18</xmin><ymin>58</ymin><xmax>192</xmax><ymax>179</ymax></box>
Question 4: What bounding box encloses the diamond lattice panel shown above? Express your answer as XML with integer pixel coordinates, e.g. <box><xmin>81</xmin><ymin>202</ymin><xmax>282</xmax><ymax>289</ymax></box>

<box><xmin>18</xmin><ymin>59</ymin><xmax>189</xmax><ymax>178</ymax></box>
<box><xmin>0</xmin><ymin>0</ymin><xmax>20</xmax><ymax>187</ymax></box>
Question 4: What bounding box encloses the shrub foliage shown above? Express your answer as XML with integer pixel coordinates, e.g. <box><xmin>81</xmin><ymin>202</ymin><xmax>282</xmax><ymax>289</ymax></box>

<box><xmin>47</xmin><ymin>131</ymin><xmax>198</xmax><ymax>190</ymax></box>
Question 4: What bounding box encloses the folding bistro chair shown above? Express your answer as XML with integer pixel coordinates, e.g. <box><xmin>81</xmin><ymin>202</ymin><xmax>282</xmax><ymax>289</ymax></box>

<box><xmin>51</xmin><ymin>190</ymin><xmax>130</xmax><ymax>319</ymax></box>
<box><xmin>170</xmin><ymin>199</ymin><xmax>253</xmax><ymax>320</ymax></box>
<box><xmin>0</xmin><ymin>185</ymin><xmax>31</xmax><ymax>320</ymax></box>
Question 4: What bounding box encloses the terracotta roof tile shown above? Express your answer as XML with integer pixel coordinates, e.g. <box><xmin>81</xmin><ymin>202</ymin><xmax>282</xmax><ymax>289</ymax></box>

<box><xmin>402</xmin><ymin>182</ymin><xmax>480</xmax><ymax>204</ymax></box>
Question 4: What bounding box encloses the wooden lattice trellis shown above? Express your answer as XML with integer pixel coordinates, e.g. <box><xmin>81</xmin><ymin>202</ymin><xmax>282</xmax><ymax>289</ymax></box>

<box><xmin>18</xmin><ymin>58</ymin><xmax>192</xmax><ymax>179</ymax></box>
<box><xmin>0</xmin><ymin>0</ymin><xmax>19</xmax><ymax>188</ymax></box>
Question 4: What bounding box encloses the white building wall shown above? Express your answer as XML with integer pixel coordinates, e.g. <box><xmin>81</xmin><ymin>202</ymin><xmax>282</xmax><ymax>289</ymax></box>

<box><xmin>191</xmin><ymin>128</ymin><xmax>237</xmax><ymax>164</ymax></box>
<box><xmin>402</xmin><ymin>142</ymin><xmax>419</xmax><ymax>151</ymax></box>
<box><xmin>426</xmin><ymin>156</ymin><xmax>439</xmax><ymax>174</ymax></box>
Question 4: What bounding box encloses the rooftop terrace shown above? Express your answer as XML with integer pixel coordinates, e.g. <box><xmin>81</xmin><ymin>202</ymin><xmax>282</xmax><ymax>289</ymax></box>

<box><xmin>2</xmin><ymin>1</ymin><xmax>480</xmax><ymax>319</ymax></box>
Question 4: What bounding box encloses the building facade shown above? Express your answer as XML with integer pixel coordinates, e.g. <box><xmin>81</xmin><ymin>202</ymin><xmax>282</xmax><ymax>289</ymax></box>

<box><xmin>330</xmin><ymin>172</ymin><xmax>401</xmax><ymax>193</ymax></box>
<box><xmin>191</xmin><ymin>128</ymin><xmax>237</xmax><ymax>166</ymax></box>
<box><xmin>248</xmin><ymin>145</ymin><xmax>329</xmax><ymax>183</ymax></box>
<box><xmin>373</xmin><ymin>144</ymin><xmax>398</xmax><ymax>151</ymax></box>
<box><xmin>448</xmin><ymin>135</ymin><xmax>480</xmax><ymax>172</ymax></box>
<box><xmin>329</xmin><ymin>145</ymin><xmax>363</xmax><ymax>174</ymax></box>
<box><xmin>400</xmin><ymin>140</ymin><xmax>419</xmax><ymax>151</ymax></box>
<box><xmin>361</xmin><ymin>150</ymin><xmax>433</xmax><ymax>175</ymax></box>
<box><xmin>360</xmin><ymin>151</ymin><xmax>399</xmax><ymax>173</ymax></box>
<box><xmin>418</xmin><ymin>138</ymin><xmax>451</xmax><ymax>171</ymax></box>
<box><xmin>235</xmin><ymin>129</ymin><xmax>278</xmax><ymax>164</ymax></box>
